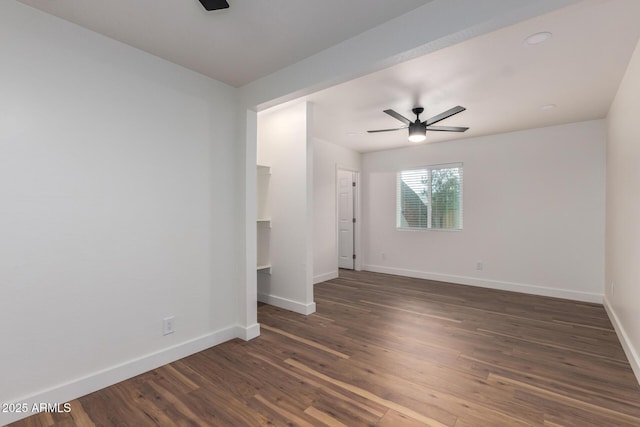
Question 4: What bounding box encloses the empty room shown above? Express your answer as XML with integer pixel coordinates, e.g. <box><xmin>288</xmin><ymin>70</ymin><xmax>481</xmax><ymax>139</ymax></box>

<box><xmin>2</xmin><ymin>0</ymin><xmax>640</xmax><ymax>426</ymax></box>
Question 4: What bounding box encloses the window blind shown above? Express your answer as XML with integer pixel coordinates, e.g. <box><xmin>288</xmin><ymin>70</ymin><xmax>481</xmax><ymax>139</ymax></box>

<box><xmin>397</xmin><ymin>163</ymin><xmax>463</xmax><ymax>230</ymax></box>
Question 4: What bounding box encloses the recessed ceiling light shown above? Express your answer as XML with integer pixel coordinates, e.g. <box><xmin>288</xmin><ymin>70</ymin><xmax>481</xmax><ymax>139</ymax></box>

<box><xmin>540</xmin><ymin>104</ymin><xmax>557</xmax><ymax>111</ymax></box>
<box><xmin>525</xmin><ymin>31</ymin><xmax>552</xmax><ymax>45</ymax></box>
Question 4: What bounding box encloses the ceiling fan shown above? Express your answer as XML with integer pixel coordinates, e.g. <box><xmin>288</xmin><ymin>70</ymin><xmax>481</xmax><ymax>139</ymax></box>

<box><xmin>198</xmin><ymin>0</ymin><xmax>229</xmax><ymax>11</ymax></box>
<box><xmin>368</xmin><ymin>106</ymin><xmax>468</xmax><ymax>142</ymax></box>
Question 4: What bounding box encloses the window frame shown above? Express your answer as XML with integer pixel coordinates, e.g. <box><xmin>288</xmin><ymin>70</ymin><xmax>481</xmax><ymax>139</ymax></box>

<box><xmin>396</xmin><ymin>162</ymin><xmax>463</xmax><ymax>231</ymax></box>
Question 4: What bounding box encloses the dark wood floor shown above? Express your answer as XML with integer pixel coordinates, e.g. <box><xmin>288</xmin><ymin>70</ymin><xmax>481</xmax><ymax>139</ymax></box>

<box><xmin>9</xmin><ymin>270</ymin><xmax>640</xmax><ymax>426</ymax></box>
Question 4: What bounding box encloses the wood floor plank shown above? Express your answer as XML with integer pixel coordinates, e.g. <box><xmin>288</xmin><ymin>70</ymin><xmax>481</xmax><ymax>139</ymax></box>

<box><xmin>260</xmin><ymin>323</ymin><xmax>351</xmax><ymax>359</ymax></box>
<box><xmin>252</xmin><ymin>394</ymin><xmax>316</xmax><ymax>427</ymax></box>
<box><xmin>459</xmin><ymin>354</ymin><xmax>640</xmax><ymax>413</ymax></box>
<box><xmin>477</xmin><ymin>328</ymin><xmax>628</xmax><ymax>363</ymax></box>
<box><xmin>154</xmin><ymin>363</ymin><xmax>200</xmax><ymax>393</ymax></box>
<box><xmin>145</xmin><ymin>380</ymin><xmax>204</xmax><ymax>425</ymax></box>
<box><xmin>303</xmin><ymin>406</ymin><xmax>349</xmax><ymax>427</ymax></box>
<box><xmin>378</xmin><ymin>409</ymin><xmax>432</xmax><ymax>427</ymax></box>
<box><xmin>247</xmin><ymin>351</ymin><xmax>388</xmax><ymax>419</ymax></box>
<box><xmin>489</xmin><ymin>373</ymin><xmax>640</xmax><ymax>424</ymax></box>
<box><xmin>514</xmin><ymin>390</ymin><xmax>639</xmax><ymax>427</ymax></box>
<box><xmin>359</xmin><ymin>299</ymin><xmax>462</xmax><ymax>323</ymax></box>
<box><xmin>8</xmin><ymin>270</ymin><xmax>640</xmax><ymax>427</ymax></box>
<box><xmin>305</xmin><ymin>392</ymin><xmax>381</xmax><ymax>426</ymax></box>
<box><xmin>285</xmin><ymin>358</ymin><xmax>453</xmax><ymax>427</ymax></box>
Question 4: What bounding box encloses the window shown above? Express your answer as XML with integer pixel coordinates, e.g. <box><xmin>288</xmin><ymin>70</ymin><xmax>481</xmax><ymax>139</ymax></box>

<box><xmin>397</xmin><ymin>163</ymin><xmax>463</xmax><ymax>230</ymax></box>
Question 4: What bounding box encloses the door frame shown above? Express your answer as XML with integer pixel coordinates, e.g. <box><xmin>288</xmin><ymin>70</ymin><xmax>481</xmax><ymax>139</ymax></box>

<box><xmin>336</xmin><ymin>166</ymin><xmax>361</xmax><ymax>271</ymax></box>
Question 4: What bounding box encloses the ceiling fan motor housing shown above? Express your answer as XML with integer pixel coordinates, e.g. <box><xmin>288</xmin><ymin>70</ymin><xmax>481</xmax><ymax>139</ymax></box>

<box><xmin>410</xmin><ymin>122</ymin><xmax>426</xmax><ymax>133</ymax></box>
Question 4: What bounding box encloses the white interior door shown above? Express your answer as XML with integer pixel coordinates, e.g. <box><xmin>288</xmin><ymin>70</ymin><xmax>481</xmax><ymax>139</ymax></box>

<box><xmin>338</xmin><ymin>170</ymin><xmax>355</xmax><ymax>269</ymax></box>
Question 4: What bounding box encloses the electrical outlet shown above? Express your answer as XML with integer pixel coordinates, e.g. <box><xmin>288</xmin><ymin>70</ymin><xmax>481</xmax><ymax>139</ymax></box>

<box><xmin>381</xmin><ymin>252</ymin><xmax>386</xmax><ymax>260</ymax></box>
<box><xmin>163</xmin><ymin>316</ymin><xmax>175</xmax><ymax>336</ymax></box>
<box><xmin>611</xmin><ymin>281</ymin><xmax>615</xmax><ymax>296</ymax></box>
<box><xmin>476</xmin><ymin>261</ymin><xmax>483</xmax><ymax>271</ymax></box>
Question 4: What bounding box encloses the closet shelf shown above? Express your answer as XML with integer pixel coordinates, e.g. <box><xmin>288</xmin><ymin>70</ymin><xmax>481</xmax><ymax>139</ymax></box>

<box><xmin>257</xmin><ymin>164</ymin><xmax>271</xmax><ymax>175</ymax></box>
<box><xmin>257</xmin><ymin>264</ymin><xmax>272</xmax><ymax>273</ymax></box>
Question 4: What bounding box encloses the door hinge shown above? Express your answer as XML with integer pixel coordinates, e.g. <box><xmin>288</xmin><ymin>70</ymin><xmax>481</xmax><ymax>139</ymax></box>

<box><xmin>352</xmin><ymin>218</ymin><xmax>356</xmax><ymax>223</ymax></box>
<box><xmin>352</xmin><ymin>254</ymin><xmax>356</xmax><ymax>260</ymax></box>
<box><xmin>352</xmin><ymin>181</ymin><xmax>356</xmax><ymax>187</ymax></box>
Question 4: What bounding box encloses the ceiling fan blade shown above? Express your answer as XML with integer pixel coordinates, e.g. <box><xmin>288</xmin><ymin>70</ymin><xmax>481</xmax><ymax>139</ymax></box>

<box><xmin>367</xmin><ymin>127</ymin><xmax>407</xmax><ymax>133</ymax></box>
<box><xmin>383</xmin><ymin>109</ymin><xmax>412</xmax><ymax>125</ymax></box>
<box><xmin>426</xmin><ymin>125</ymin><xmax>469</xmax><ymax>132</ymax></box>
<box><xmin>199</xmin><ymin>0</ymin><xmax>229</xmax><ymax>10</ymax></box>
<box><xmin>425</xmin><ymin>106</ymin><xmax>466</xmax><ymax>126</ymax></box>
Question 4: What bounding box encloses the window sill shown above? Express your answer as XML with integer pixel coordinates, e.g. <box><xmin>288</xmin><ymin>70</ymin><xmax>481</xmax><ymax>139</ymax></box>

<box><xmin>396</xmin><ymin>227</ymin><xmax>462</xmax><ymax>232</ymax></box>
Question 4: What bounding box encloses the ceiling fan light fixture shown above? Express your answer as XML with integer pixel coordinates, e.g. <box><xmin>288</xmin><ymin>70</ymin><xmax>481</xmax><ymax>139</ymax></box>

<box><xmin>408</xmin><ymin>123</ymin><xmax>426</xmax><ymax>142</ymax></box>
<box><xmin>408</xmin><ymin>133</ymin><xmax>426</xmax><ymax>143</ymax></box>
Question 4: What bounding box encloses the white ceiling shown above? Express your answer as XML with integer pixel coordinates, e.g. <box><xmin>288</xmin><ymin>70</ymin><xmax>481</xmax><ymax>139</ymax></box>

<box><xmin>307</xmin><ymin>0</ymin><xmax>640</xmax><ymax>152</ymax></box>
<box><xmin>16</xmin><ymin>0</ymin><xmax>432</xmax><ymax>88</ymax></box>
<box><xmin>17</xmin><ymin>0</ymin><xmax>640</xmax><ymax>154</ymax></box>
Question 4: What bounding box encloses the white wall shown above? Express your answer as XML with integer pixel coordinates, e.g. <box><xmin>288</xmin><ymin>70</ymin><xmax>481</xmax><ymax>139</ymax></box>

<box><xmin>257</xmin><ymin>102</ymin><xmax>315</xmax><ymax>314</ymax></box>
<box><xmin>313</xmin><ymin>138</ymin><xmax>362</xmax><ymax>283</ymax></box>
<box><xmin>362</xmin><ymin>120</ymin><xmax>606</xmax><ymax>302</ymax></box>
<box><xmin>0</xmin><ymin>2</ymin><xmax>242</xmax><ymax>423</ymax></box>
<box><xmin>605</xmin><ymin>39</ymin><xmax>640</xmax><ymax>383</ymax></box>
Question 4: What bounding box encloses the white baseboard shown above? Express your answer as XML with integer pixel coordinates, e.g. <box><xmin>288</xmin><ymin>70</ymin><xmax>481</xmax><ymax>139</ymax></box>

<box><xmin>257</xmin><ymin>293</ymin><xmax>316</xmax><ymax>315</ymax></box>
<box><xmin>0</xmin><ymin>325</ymin><xmax>241</xmax><ymax>426</ymax></box>
<box><xmin>236</xmin><ymin>323</ymin><xmax>261</xmax><ymax>341</ymax></box>
<box><xmin>603</xmin><ymin>295</ymin><xmax>640</xmax><ymax>386</ymax></box>
<box><xmin>363</xmin><ymin>264</ymin><xmax>603</xmax><ymax>304</ymax></box>
<box><xmin>314</xmin><ymin>270</ymin><xmax>339</xmax><ymax>284</ymax></box>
